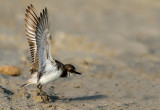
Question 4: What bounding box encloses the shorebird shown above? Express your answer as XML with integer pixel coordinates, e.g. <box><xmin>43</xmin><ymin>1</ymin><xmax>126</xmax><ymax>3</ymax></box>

<box><xmin>22</xmin><ymin>4</ymin><xmax>81</xmax><ymax>103</ymax></box>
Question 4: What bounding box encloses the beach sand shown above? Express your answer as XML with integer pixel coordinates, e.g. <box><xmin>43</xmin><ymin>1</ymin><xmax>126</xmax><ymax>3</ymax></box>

<box><xmin>0</xmin><ymin>0</ymin><xmax>160</xmax><ymax>109</ymax></box>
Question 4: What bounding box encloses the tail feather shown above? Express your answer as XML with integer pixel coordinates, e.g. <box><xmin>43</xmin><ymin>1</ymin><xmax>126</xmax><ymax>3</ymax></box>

<box><xmin>21</xmin><ymin>83</ymin><xmax>30</xmax><ymax>88</ymax></box>
<box><xmin>21</xmin><ymin>72</ymin><xmax>37</xmax><ymax>88</ymax></box>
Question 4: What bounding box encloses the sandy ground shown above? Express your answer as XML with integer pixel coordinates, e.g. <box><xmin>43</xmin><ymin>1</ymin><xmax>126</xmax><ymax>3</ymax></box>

<box><xmin>1</xmin><ymin>0</ymin><xmax>160</xmax><ymax>109</ymax></box>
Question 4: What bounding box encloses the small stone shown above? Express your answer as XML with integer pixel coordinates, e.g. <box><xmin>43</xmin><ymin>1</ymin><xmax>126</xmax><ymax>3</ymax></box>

<box><xmin>0</xmin><ymin>66</ymin><xmax>21</xmax><ymax>76</ymax></box>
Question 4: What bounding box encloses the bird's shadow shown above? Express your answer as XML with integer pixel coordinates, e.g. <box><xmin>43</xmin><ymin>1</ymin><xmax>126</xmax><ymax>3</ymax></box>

<box><xmin>0</xmin><ymin>86</ymin><xmax>14</xmax><ymax>95</ymax></box>
<box><xmin>49</xmin><ymin>94</ymin><xmax>107</xmax><ymax>103</ymax></box>
<box><xmin>69</xmin><ymin>94</ymin><xmax>108</xmax><ymax>101</ymax></box>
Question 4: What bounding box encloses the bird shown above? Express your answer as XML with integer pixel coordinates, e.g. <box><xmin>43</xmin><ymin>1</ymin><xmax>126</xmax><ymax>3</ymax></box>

<box><xmin>22</xmin><ymin>4</ymin><xmax>81</xmax><ymax>103</ymax></box>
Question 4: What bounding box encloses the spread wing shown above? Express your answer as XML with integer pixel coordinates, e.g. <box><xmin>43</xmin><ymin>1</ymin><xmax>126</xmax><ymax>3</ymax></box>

<box><xmin>25</xmin><ymin>4</ymin><xmax>39</xmax><ymax>73</ymax></box>
<box><xmin>36</xmin><ymin>7</ymin><xmax>54</xmax><ymax>73</ymax></box>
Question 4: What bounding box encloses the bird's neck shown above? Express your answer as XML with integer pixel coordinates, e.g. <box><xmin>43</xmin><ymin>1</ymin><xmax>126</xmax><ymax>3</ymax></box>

<box><xmin>54</xmin><ymin>59</ymin><xmax>68</xmax><ymax>77</ymax></box>
<box><xmin>60</xmin><ymin>69</ymin><xmax>68</xmax><ymax>77</ymax></box>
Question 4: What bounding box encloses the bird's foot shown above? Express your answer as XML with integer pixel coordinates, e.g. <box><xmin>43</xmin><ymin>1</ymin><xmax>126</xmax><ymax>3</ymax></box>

<box><xmin>39</xmin><ymin>90</ymin><xmax>50</xmax><ymax>103</ymax></box>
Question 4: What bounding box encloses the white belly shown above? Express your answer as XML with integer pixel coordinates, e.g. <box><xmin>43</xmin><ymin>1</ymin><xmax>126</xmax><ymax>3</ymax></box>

<box><xmin>28</xmin><ymin>64</ymin><xmax>62</xmax><ymax>85</ymax></box>
<box><xmin>39</xmin><ymin>69</ymin><xmax>62</xmax><ymax>84</ymax></box>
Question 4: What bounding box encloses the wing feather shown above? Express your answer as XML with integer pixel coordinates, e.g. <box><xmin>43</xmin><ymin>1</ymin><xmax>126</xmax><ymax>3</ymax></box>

<box><xmin>25</xmin><ymin>4</ymin><xmax>55</xmax><ymax>76</ymax></box>
<box><xmin>25</xmin><ymin>4</ymin><xmax>39</xmax><ymax>73</ymax></box>
<box><xmin>36</xmin><ymin>8</ymin><xmax>54</xmax><ymax>71</ymax></box>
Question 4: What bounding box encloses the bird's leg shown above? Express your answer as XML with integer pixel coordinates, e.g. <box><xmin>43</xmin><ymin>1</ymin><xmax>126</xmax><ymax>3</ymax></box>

<box><xmin>37</xmin><ymin>84</ymin><xmax>42</xmax><ymax>93</ymax></box>
<box><xmin>37</xmin><ymin>84</ymin><xmax>50</xmax><ymax>103</ymax></box>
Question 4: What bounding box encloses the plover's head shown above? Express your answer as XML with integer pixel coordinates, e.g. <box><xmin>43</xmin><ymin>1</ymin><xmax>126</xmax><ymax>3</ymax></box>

<box><xmin>65</xmin><ymin>64</ymin><xmax>81</xmax><ymax>77</ymax></box>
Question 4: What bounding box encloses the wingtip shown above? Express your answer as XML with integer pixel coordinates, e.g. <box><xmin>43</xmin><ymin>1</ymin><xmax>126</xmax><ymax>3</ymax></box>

<box><xmin>30</xmin><ymin>4</ymin><xmax>33</xmax><ymax>7</ymax></box>
<box><xmin>40</xmin><ymin>12</ymin><xmax>43</xmax><ymax>17</ymax></box>
<box><xmin>28</xmin><ymin>4</ymin><xmax>33</xmax><ymax>9</ymax></box>
<box><xmin>45</xmin><ymin>7</ymin><xmax>47</xmax><ymax>11</ymax></box>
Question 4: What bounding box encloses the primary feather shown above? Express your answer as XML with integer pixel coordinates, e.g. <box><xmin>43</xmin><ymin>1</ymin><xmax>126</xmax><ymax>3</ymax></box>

<box><xmin>25</xmin><ymin>4</ymin><xmax>39</xmax><ymax>73</ymax></box>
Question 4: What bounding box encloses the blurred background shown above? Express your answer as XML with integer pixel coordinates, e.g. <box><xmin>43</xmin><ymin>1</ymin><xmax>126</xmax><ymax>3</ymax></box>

<box><xmin>1</xmin><ymin>0</ymin><xmax>160</xmax><ymax>109</ymax></box>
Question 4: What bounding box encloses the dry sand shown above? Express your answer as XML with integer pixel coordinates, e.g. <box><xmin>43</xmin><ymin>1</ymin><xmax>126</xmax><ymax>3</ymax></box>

<box><xmin>0</xmin><ymin>0</ymin><xmax>160</xmax><ymax>109</ymax></box>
